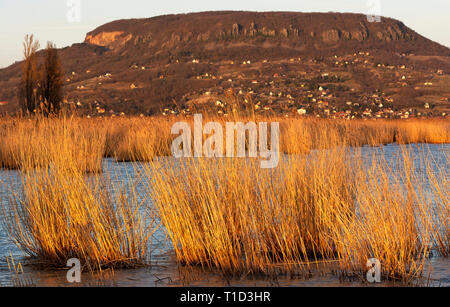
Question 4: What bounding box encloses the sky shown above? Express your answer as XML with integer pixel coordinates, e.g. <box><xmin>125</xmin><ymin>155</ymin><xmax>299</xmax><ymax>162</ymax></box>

<box><xmin>0</xmin><ymin>0</ymin><xmax>449</xmax><ymax>68</ymax></box>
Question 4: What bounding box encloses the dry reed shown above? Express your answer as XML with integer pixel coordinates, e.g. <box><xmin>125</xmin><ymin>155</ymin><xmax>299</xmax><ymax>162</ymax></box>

<box><xmin>143</xmin><ymin>145</ymin><xmax>448</xmax><ymax>281</ymax></box>
<box><xmin>0</xmin><ymin>113</ymin><xmax>448</xmax><ymax>282</ymax></box>
<box><xmin>1</xmin><ymin>161</ymin><xmax>158</xmax><ymax>270</ymax></box>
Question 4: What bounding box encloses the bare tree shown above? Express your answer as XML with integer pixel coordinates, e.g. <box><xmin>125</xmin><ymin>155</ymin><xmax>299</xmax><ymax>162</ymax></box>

<box><xmin>18</xmin><ymin>34</ymin><xmax>39</xmax><ymax>114</ymax></box>
<box><xmin>38</xmin><ymin>42</ymin><xmax>64</xmax><ymax>115</ymax></box>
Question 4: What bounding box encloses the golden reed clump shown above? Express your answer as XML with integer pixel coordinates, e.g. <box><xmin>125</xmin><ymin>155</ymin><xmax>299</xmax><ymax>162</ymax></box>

<box><xmin>144</xmin><ymin>146</ymin><xmax>448</xmax><ymax>282</ymax></box>
<box><xmin>0</xmin><ymin>160</ymin><xmax>158</xmax><ymax>270</ymax></box>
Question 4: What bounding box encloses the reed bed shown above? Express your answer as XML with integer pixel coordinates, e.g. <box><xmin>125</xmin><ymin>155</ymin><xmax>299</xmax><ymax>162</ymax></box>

<box><xmin>103</xmin><ymin>116</ymin><xmax>173</xmax><ymax>162</ymax></box>
<box><xmin>0</xmin><ymin>117</ymin><xmax>105</xmax><ymax>172</ymax></box>
<box><xmin>0</xmin><ymin>162</ymin><xmax>158</xmax><ymax>270</ymax></box>
<box><xmin>144</xmin><ymin>151</ymin><xmax>352</xmax><ymax>275</ymax></box>
<box><xmin>332</xmin><ymin>148</ymin><xmax>449</xmax><ymax>281</ymax></box>
<box><xmin>144</xmin><ymin>146</ymin><xmax>448</xmax><ymax>281</ymax></box>
<box><xmin>0</xmin><ymin>116</ymin><xmax>448</xmax><ymax>171</ymax></box>
<box><xmin>0</xmin><ymin>114</ymin><xmax>448</xmax><ymax>282</ymax></box>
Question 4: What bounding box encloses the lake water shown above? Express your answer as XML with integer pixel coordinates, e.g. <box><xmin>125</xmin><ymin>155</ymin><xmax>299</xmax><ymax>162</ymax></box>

<box><xmin>0</xmin><ymin>143</ymin><xmax>448</xmax><ymax>287</ymax></box>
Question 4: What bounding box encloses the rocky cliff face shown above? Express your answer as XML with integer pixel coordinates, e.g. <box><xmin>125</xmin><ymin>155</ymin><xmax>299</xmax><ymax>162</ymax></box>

<box><xmin>85</xmin><ymin>31</ymin><xmax>133</xmax><ymax>49</ymax></box>
<box><xmin>83</xmin><ymin>11</ymin><xmax>443</xmax><ymax>55</ymax></box>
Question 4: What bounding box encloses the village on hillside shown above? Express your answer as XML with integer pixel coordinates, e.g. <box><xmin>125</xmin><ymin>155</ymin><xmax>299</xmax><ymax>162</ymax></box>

<box><xmin>56</xmin><ymin>50</ymin><xmax>449</xmax><ymax>119</ymax></box>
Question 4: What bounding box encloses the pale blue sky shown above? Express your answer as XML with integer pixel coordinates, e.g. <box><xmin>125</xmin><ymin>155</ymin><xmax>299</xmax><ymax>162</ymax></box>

<box><xmin>1</xmin><ymin>0</ymin><xmax>449</xmax><ymax>68</ymax></box>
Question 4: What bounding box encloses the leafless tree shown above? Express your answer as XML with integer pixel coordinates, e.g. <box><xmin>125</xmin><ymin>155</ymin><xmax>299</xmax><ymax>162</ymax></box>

<box><xmin>38</xmin><ymin>42</ymin><xmax>64</xmax><ymax>115</ymax></box>
<box><xmin>18</xmin><ymin>34</ymin><xmax>39</xmax><ymax>114</ymax></box>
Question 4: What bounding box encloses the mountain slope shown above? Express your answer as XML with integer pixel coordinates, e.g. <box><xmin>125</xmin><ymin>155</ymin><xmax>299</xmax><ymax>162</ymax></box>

<box><xmin>0</xmin><ymin>11</ymin><xmax>449</xmax><ymax>116</ymax></box>
<box><xmin>85</xmin><ymin>11</ymin><xmax>449</xmax><ymax>55</ymax></box>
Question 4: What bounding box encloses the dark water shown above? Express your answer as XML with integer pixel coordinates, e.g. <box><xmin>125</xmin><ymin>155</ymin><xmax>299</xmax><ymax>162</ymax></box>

<box><xmin>0</xmin><ymin>143</ymin><xmax>448</xmax><ymax>287</ymax></box>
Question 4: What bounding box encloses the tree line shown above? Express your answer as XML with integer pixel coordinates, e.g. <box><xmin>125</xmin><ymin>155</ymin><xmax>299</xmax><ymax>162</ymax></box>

<box><xmin>18</xmin><ymin>34</ymin><xmax>64</xmax><ymax>115</ymax></box>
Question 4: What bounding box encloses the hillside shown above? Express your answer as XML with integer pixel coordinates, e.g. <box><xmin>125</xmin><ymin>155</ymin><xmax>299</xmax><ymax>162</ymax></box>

<box><xmin>0</xmin><ymin>11</ymin><xmax>449</xmax><ymax>117</ymax></box>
